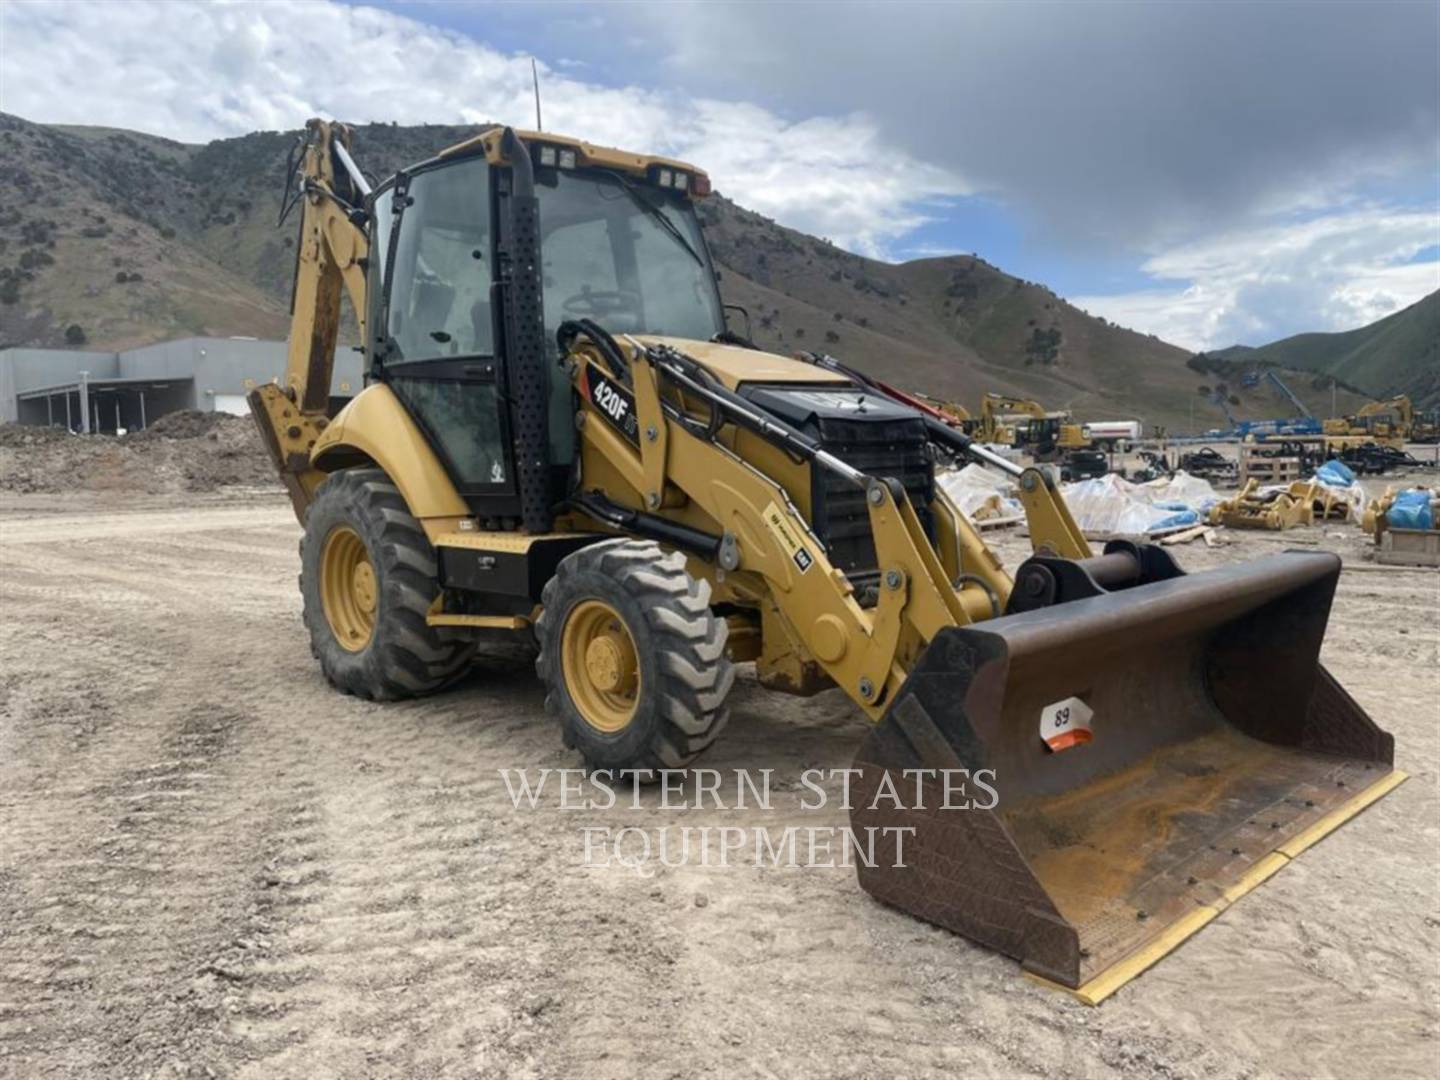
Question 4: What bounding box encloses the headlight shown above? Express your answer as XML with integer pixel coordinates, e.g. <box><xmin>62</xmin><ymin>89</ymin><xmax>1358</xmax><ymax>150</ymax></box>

<box><xmin>558</xmin><ymin>148</ymin><xmax>577</xmax><ymax>170</ymax></box>
<box><xmin>537</xmin><ymin>145</ymin><xmax>558</xmax><ymax>167</ymax></box>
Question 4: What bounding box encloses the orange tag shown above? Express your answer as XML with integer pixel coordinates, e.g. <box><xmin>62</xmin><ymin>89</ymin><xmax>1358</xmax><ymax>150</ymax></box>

<box><xmin>1041</xmin><ymin>697</ymin><xmax>1093</xmax><ymax>752</ymax></box>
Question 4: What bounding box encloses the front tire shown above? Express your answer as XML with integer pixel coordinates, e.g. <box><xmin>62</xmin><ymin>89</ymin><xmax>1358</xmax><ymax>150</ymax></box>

<box><xmin>535</xmin><ymin>540</ymin><xmax>733</xmax><ymax>772</ymax></box>
<box><xmin>300</xmin><ymin>467</ymin><xmax>476</xmax><ymax>699</ymax></box>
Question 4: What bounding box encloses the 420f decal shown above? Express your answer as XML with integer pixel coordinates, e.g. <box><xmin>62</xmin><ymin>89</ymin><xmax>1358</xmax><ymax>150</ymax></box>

<box><xmin>584</xmin><ymin>367</ymin><xmax>640</xmax><ymax>446</ymax></box>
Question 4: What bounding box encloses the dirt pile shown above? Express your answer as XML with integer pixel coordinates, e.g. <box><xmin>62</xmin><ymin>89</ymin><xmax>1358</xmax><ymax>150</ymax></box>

<box><xmin>130</xmin><ymin>408</ymin><xmax>240</xmax><ymax>441</ymax></box>
<box><xmin>0</xmin><ymin>411</ymin><xmax>277</xmax><ymax>494</ymax></box>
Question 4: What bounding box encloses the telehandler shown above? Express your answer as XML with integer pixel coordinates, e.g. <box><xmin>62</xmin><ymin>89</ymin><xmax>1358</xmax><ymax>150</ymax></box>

<box><xmin>252</xmin><ymin>119</ymin><xmax>1401</xmax><ymax>1002</ymax></box>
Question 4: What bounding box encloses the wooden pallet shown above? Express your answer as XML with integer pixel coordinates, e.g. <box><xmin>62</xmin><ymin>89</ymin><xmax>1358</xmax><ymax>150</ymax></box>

<box><xmin>973</xmin><ymin>513</ymin><xmax>1023</xmax><ymax>530</ymax></box>
<box><xmin>1377</xmin><ymin>527</ymin><xmax>1440</xmax><ymax>567</ymax></box>
<box><xmin>1240</xmin><ymin>452</ymin><xmax>1301</xmax><ymax>484</ymax></box>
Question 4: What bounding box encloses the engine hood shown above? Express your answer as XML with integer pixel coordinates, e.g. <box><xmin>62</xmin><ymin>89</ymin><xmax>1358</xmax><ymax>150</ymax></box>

<box><xmin>635</xmin><ymin>335</ymin><xmax>852</xmax><ymax>392</ymax></box>
<box><xmin>739</xmin><ymin>384</ymin><xmax>923</xmax><ymax>430</ymax></box>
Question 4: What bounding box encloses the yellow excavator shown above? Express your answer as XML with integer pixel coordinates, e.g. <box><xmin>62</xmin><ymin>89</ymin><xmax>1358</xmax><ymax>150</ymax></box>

<box><xmin>1323</xmin><ymin>394</ymin><xmax>1415</xmax><ymax>447</ymax></box>
<box><xmin>967</xmin><ymin>393</ymin><xmax>1088</xmax><ymax>459</ymax></box>
<box><xmin>252</xmin><ymin>119</ymin><xmax>1401</xmax><ymax>1003</ymax></box>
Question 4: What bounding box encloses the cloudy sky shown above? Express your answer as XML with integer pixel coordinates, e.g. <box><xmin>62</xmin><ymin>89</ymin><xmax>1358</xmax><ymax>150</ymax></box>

<box><xmin>0</xmin><ymin>0</ymin><xmax>1435</xmax><ymax>350</ymax></box>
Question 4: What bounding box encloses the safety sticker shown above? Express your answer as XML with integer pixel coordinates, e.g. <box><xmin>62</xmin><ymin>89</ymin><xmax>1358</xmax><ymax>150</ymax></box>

<box><xmin>762</xmin><ymin>501</ymin><xmax>815</xmax><ymax>574</ymax></box>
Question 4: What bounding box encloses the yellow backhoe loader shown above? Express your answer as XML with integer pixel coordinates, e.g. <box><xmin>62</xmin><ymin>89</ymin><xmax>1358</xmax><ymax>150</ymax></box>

<box><xmin>252</xmin><ymin>119</ymin><xmax>1401</xmax><ymax>1003</ymax></box>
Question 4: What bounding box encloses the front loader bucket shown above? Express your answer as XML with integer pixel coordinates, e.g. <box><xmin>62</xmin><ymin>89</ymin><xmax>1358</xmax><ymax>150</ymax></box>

<box><xmin>850</xmin><ymin>550</ymin><xmax>1400</xmax><ymax>1002</ymax></box>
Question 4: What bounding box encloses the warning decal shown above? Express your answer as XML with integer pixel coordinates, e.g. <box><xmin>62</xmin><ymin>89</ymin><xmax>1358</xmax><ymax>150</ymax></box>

<box><xmin>761</xmin><ymin>501</ymin><xmax>815</xmax><ymax>574</ymax></box>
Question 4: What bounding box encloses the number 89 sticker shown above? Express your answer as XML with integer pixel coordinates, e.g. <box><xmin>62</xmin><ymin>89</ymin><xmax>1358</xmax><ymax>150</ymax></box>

<box><xmin>1040</xmin><ymin>696</ymin><xmax>1093</xmax><ymax>752</ymax></box>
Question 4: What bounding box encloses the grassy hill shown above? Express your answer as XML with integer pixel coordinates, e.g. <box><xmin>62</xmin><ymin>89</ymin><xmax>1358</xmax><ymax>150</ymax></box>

<box><xmin>0</xmin><ymin>111</ymin><xmax>1384</xmax><ymax>428</ymax></box>
<box><xmin>1211</xmin><ymin>291</ymin><xmax>1438</xmax><ymax>409</ymax></box>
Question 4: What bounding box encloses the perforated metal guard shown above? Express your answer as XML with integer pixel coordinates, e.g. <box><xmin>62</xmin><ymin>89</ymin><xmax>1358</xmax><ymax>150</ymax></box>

<box><xmin>504</xmin><ymin>193</ymin><xmax>552</xmax><ymax>534</ymax></box>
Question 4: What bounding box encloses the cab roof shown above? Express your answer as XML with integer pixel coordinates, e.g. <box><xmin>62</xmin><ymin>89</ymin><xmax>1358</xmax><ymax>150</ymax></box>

<box><xmin>437</xmin><ymin>127</ymin><xmax>709</xmax><ymax>190</ymax></box>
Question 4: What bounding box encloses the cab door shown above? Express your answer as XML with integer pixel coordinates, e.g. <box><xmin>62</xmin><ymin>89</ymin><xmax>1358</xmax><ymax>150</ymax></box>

<box><xmin>370</xmin><ymin>156</ymin><xmax>519</xmax><ymax>519</ymax></box>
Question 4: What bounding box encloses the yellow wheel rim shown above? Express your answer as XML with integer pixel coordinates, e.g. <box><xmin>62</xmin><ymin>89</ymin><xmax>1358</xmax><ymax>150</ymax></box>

<box><xmin>320</xmin><ymin>525</ymin><xmax>377</xmax><ymax>652</ymax></box>
<box><xmin>561</xmin><ymin>599</ymin><xmax>641</xmax><ymax>733</ymax></box>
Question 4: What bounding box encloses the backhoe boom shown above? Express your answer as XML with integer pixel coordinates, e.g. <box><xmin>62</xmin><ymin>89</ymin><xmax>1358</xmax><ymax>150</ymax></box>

<box><xmin>249</xmin><ymin>119</ymin><xmax>371</xmax><ymax>517</ymax></box>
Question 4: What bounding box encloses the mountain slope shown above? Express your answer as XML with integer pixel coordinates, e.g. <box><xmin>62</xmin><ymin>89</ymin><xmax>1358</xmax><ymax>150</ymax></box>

<box><xmin>1213</xmin><ymin>291</ymin><xmax>1439</xmax><ymax>409</ymax></box>
<box><xmin>0</xmin><ymin>115</ymin><xmax>291</xmax><ymax>348</ymax></box>
<box><xmin>0</xmin><ymin>112</ymin><xmax>1396</xmax><ymax>426</ymax></box>
<box><xmin>697</xmin><ymin>196</ymin><xmax>1207</xmax><ymax>424</ymax></box>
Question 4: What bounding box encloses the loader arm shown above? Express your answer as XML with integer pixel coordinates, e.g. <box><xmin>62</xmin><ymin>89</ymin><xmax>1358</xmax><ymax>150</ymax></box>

<box><xmin>248</xmin><ymin>119</ymin><xmax>372</xmax><ymax>518</ymax></box>
<box><xmin>573</xmin><ymin>338</ymin><xmax>1088</xmax><ymax>716</ymax></box>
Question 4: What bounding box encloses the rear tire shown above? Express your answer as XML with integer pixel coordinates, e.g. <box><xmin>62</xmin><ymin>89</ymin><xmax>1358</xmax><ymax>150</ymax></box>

<box><xmin>300</xmin><ymin>467</ymin><xmax>475</xmax><ymax>700</ymax></box>
<box><xmin>535</xmin><ymin>540</ymin><xmax>733</xmax><ymax>772</ymax></box>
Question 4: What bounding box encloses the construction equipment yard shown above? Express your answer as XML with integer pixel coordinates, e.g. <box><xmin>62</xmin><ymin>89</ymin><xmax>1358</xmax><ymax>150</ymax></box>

<box><xmin>1</xmin><ymin>466</ymin><xmax>1435</xmax><ymax>1079</ymax></box>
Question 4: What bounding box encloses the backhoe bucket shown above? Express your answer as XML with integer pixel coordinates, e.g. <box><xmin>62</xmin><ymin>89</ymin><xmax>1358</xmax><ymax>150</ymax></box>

<box><xmin>850</xmin><ymin>550</ymin><xmax>1399</xmax><ymax>1002</ymax></box>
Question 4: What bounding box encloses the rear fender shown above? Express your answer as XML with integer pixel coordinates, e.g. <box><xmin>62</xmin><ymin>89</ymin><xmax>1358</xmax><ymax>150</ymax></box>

<box><xmin>311</xmin><ymin>383</ymin><xmax>468</xmax><ymax>522</ymax></box>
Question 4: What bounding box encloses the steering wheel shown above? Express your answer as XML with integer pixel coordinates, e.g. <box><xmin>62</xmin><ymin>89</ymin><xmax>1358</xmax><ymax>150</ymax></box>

<box><xmin>561</xmin><ymin>289</ymin><xmax>642</xmax><ymax>317</ymax></box>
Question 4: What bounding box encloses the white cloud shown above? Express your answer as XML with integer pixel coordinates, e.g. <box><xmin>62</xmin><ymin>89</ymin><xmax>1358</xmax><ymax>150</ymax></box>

<box><xmin>1071</xmin><ymin>208</ymin><xmax>1440</xmax><ymax>350</ymax></box>
<box><xmin>0</xmin><ymin>0</ymin><xmax>1433</xmax><ymax>345</ymax></box>
<box><xmin>0</xmin><ymin>0</ymin><xmax>962</xmax><ymax>257</ymax></box>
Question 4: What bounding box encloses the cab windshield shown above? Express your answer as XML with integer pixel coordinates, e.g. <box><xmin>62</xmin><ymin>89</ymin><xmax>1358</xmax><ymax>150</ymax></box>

<box><xmin>536</xmin><ymin>169</ymin><xmax>724</xmax><ymax>352</ymax></box>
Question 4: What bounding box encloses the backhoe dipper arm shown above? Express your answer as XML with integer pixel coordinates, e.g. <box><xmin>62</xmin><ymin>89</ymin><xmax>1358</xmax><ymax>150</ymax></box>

<box><xmin>285</xmin><ymin>120</ymin><xmax>371</xmax><ymax>412</ymax></box>
<box><xmin>249</xmin><ymin>119</ymin><xmax>371</xmax><ymax>518</ymax></box>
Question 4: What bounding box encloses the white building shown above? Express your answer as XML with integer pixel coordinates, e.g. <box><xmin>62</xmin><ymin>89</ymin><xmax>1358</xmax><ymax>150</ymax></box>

<box><xmin>0</xmin><ymin>337</ymin><xmax>365</xmax><ymax>432</ymax></box>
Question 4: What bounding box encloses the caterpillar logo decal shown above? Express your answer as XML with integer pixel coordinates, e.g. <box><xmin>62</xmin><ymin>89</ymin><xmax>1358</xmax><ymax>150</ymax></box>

<box><xmin>583</xmin><ymin>365</ymin><xmax>640</xmax><ymax>446</ymax></box>
<box><xmin>762</xmin><ymin>501</ymin><xmax>815</xmax><ymax>574</ymax></box>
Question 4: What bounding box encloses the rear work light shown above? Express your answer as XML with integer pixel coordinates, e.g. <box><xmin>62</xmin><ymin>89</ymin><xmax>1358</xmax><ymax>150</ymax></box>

<box><xmin>535</xmin><ymin>144</ymin><xmax>578</xmax><ymax>169</ymax></box>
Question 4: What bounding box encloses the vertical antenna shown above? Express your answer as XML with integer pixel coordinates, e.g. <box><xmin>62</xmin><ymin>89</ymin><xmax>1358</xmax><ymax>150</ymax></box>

<box><xmin>531</xmin><ymin>58</ymin><xmax>543</xmax><ymax>131</ymax></box>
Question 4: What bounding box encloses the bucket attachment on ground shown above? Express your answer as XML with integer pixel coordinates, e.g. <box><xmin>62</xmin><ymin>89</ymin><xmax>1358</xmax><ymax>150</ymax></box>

<box><xmin>850</xmin><ymin>549</ymin><xmax>1399</xmax><ymax>1002</ymax></box>
<box><xmin>1208</xmin><ymin>479</ymin><xmax>1316</xmax><ymax>530</ymax></box>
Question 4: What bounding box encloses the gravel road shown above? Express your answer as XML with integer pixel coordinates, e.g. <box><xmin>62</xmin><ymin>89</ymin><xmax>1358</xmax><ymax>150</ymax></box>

<box><xmin>1</xmin><ymin>490</ymin><xmax>1436</xmax><ymax>1079</ymax></box>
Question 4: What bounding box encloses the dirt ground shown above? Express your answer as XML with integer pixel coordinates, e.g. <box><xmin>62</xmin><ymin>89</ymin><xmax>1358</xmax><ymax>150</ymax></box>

<box><xmin>1</xmin><ymin>483</ymin><xmax>1437</xmax><ymax>1080</ymax></box>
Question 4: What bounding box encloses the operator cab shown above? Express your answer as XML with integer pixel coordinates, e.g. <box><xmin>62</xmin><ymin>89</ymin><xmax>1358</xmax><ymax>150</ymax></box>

<box><xmin>365</xmin><ymin>133</ymin><xmax>723</xmax><ymax>522</ymax></box>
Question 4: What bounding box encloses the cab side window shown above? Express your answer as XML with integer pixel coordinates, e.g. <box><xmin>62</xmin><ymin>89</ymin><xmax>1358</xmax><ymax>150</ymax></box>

<box><xmin>380</xmin><ymin>158</ymin><xmax>509</xmax><ymax>491</ymax></box>
<box><xmin>386</xmin><ymin>158</ymin><xmax>494</xmax><ymax>361</ymax></box>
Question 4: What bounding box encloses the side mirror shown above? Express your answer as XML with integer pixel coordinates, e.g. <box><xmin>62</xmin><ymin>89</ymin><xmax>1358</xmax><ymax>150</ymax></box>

<box><xmin>720</xmin><ymin>303</ymin><xmax>755</xmax><ymax>348</ymax></box>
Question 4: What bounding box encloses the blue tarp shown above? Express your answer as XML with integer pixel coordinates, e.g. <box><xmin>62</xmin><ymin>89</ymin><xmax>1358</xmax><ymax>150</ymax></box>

<box><xmin>1152</xmin><ymin>509</ymin><xmax>1201</xmax><ymax>530</ymax></box>
<box><xmin>1315</xmin><ymin>459</ymin><xmax>1356</xmax><ymax>488</ymax></box>
<box><xmin>1387</xmin><ymin>489</ymin><xmax>1434</xmax><ymax>531</ymax></box>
